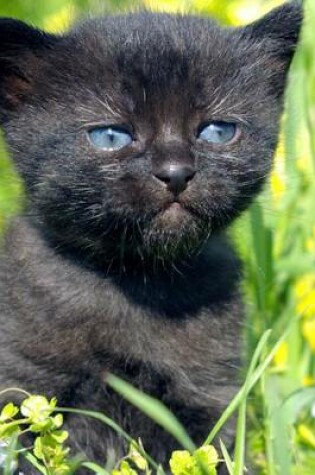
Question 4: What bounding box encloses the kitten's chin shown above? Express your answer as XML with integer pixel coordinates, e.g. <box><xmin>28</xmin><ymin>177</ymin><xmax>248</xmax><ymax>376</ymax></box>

<box><xmin>158</xmin><ymin>202</ymin><xmax>190</xmax><ymax>227</ymax></box>
<box><xmin>140</xmin><ymin>205</ymin><xmax>211</xmax><ymax>260</ymax></box>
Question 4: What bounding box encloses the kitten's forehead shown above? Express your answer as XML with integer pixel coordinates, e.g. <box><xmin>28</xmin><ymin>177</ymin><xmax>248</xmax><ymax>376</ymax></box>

<box><xmin>72</xmin><ymin>13</ymin><xmax>222</xmax><ymax>85</ymax></box>
<box><xmin>74</xmin><ymin>12</ymin><xmax>221</xmax><ymax>54</ymax></box>
<box><xmin>60</xmin><ymin>12</ymin><xmax>257</xmax><ymax>116</ymax></box>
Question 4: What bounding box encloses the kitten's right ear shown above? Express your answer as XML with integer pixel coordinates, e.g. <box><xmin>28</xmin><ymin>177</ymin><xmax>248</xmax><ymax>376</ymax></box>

<box><xmin>241</xmin><ymin>2</ymin><xmax>303</xmax><ymax>96</ymax></box>
<box><xmin>0</xmin><ymin>19</ymin><xmax>57</xmax><ymax>121</ymax></box>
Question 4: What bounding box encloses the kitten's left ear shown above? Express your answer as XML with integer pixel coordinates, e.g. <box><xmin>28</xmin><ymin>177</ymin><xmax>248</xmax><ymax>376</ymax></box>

<box><xmin>242</xmin><ymin>2</ymin><xmax>303</xmax><ymax>94</ymax></box>
<box><xmin>0</xmin><ymin>19</ymin><xmax>57</xmax><ymax>120</ymax></box>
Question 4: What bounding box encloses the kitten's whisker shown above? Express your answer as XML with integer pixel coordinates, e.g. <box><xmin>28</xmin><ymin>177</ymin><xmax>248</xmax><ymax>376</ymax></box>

<box><xmin>209</xmin><ymin>91</ymin><xmax>249</xmax><ymax>116</ymax></box>
<box><xmin>94</xmin><ymin>96</ymin><xmax>121</xmax><ymax>118</ymax></box>
<box><xmin>99</xmin><ymin>167</ymin><xmax>120</xmax><ymax>173</ymax></box>
<box><xmin>99</xmin><ymin>163</ymin><xmax>120</xmax><ymax>169</ymax></box>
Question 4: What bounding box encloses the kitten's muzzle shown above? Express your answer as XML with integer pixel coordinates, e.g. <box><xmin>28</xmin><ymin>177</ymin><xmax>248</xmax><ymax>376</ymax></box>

<box><xmin>153</xmin><ymin>164</ymin><xmax>196</xmax><ymax>196</ymax></box>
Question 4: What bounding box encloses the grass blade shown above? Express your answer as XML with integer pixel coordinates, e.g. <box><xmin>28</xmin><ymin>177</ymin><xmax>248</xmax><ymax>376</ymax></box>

<box><xmin>265</xmin><ymin>376</ymin><xmax>292</xmax><ymax>475</ymax></box>
<box><xmin>3</xmin><ymin>433</ymin><xmax>18</xmax><ymax>475</ymax></box>
<box><xmin>234</xmin><ymin>401</ymin><xmax>246</xmax><ymax>475</ymax></box>
<box><xmin>23</xmin><ymin>450</ymin><xmax>47</xmax><ymax>474</ymax></box>
<box><xmin>219</xmin><ymin>439</ymin><xmax>234</xmax><ymax>475</ymax></box>
<box><xmin>204</xmin><ymin>329</ymin><xmax>272</xmax><ymax>445</ymax></box>
<box><xmin>82</xmin><ymin>461</ymin><xmax>111</xmax><ymax>474</ymax></box>
<box><xmin>107</xmin><ymin>374</ymin><xmax>196</xmax><ymax>453</ymax></box>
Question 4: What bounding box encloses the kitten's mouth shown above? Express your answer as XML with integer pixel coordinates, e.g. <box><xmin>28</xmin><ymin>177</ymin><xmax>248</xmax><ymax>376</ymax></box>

<box><xmin>160</xmin><ymin>200</ymin><xmax>190</xmax><ymax>219</ymax></box>
<box><xmin>140</xmin><ymin>198</ymin><xmax>210</xmax><ymax>260</ymax></box>
<box><xmin>161</xmin><ymin>199</ymin><xmax>204</xmax><ymax>220</ymax></box>
<box><xmin>163</xmin><ymin>201</ymin><xmax>185</xmax><ymax>212</ymax></box>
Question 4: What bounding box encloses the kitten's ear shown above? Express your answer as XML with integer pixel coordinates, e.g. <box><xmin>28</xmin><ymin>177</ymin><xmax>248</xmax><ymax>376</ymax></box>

<box><xmin>242</xmin><ymin>2</ymin><xmax>303</xmax><ymax>94</ymax></box>
<box><xmin>0</xmin><ymin>19</ymin><xmax>56</xmax><ymax>119</ymax></box>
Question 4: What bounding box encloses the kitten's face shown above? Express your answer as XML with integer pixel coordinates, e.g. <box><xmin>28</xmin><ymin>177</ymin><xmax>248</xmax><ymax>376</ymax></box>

<box><xmin>0</xmin><ymin>5</ymin><xmax>302</xmax><ymax>262</ymax></box>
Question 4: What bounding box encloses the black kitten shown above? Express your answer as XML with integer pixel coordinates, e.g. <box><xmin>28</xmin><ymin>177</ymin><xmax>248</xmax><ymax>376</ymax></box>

<box><xmin>0</xmin><ymin>3</ymin><xmax>302</xmax><ymax>473</ymax></box>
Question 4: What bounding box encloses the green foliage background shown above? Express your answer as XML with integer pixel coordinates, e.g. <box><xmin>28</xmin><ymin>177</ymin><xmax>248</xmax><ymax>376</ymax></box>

<box><xmin>0</xmin><ymin>1</ymin><xmax>315</xmax><ymax>474</ymax></box>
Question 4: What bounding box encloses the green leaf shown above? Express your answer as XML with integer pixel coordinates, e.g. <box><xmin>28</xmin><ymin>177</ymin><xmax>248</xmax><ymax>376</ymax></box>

<box><xmin>0</xmin><ymin>403</ymin><xmax>19</xmax><ymax>422</ymax></box>
<box><xmin>33</xmin><ymin>436</ymin><xmax>45</xmax><ymax>461</ymax></box>
<box><xmin>50</xmin><ymin>430</ymin><xmax>69</xmax><ymax>444</ymax></box>
<box><xmin>30</xmin><ymin>419</ymin><xmax>54</xmax><ymax>433</ymax></box>
<box><xmin>128</xmin><ymin>443</ymin><xmax>148</xmax><ymax>471</ymax></box>
<box><xmin>112</xmin><ymin>460</ymin><xmax>138</xmax><ymax>475</ymax></box>
<box><xmin>193</xmin><ymin>445</ymin><xmax>218</xmax><ymax>475</ymax></box>
<box><xmin>53</xmin><ymin>414</ymin><xmax>64</xmax><ymax>428</ymax></box>
<box><xmin>282</xmin><ymin>387</ymin><xmax>315</xmax><ymax>425</ymax></box>
<box><xmin>0</xmin><ymin>421</ymin><xmax>21</xmax><ymax>439</ymax></box>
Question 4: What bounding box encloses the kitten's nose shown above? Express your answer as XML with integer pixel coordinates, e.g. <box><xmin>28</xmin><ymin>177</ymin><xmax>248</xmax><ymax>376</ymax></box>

<box><xmin>154</xmin><ymin>164</ymin><xmax>196</xmax><ymax>195</ymax></box>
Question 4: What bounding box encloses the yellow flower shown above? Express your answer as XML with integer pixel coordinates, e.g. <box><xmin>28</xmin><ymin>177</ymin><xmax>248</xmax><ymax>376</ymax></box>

<box><xmin>302</xmin><ymin>318</ymin><xmax>315</xmax><ymax>351</ymax></box>
<box><xmin>270</xmin><ymin>172</ymin><xmax>286</xmax><ymax>204</ymax></box>
<box><xmin>296</xmin><ymin>125</ymin><xmax>313</xmax><ymax>173</ymax></box>
<box><xmin>270</xmin><ymin>136</ymin><xmax>286</xmax><ymax>203</ymax></box>
<box><xmin>306</xmin><ymin>227</ymin><xmax>315</xmax><ymax>253</ymax></box>
<box><xmin>297</xmin><ymin>424</ymin><xmax>315</xmax><ymax>448</ymax></box>
<box><xmin>21</xmin><ymin>396</ymin><xmax>56</xmax><ymax>424</ymax></box>
<box><xmin>295</xmin><ymin>274</ymin><xmax>315</xmax><ymax>319</ymax></box>
<box><xmin>272</xmin><ymin>340</ymin><xmax>288</xmax><ymax>371</ymax></box>
<box><xmin>295</xmin><ymin>274</ymin><xmax>315</xmax><ymax>350</ymax></box>
<box><xmin>170</xmin><ymin>445</ymin><xmax>218</xmax><ymax>475</ymax></box>
<box><xmin>302</xmin><ymin>375</ymin><xmax>315</xmax><ymax>386</ymax></box>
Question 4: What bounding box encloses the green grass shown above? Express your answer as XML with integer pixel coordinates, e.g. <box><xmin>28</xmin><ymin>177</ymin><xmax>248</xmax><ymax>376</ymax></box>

<box><xmin>0</xmin><ymin>0</ymin><xmax>315</xmax><ymax>473</ymax></box>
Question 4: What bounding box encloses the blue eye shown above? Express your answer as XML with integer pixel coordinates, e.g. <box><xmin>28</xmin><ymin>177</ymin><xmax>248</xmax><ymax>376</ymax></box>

<box><xmin>88</xmin><ymin>126</ymin><xmax>133</xmax><ymax>151</ymax></box>
<box><xmin>198</xmin><ymin>121</ymin><xmax>237</xmax><ymax>144</ymax></box>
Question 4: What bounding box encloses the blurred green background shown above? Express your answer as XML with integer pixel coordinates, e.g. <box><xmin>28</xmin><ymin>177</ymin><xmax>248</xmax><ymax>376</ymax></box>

<box><xmin>0</xmin><ymin>0</ymin><xmax>315</xmax><ymax>474</ymax></box>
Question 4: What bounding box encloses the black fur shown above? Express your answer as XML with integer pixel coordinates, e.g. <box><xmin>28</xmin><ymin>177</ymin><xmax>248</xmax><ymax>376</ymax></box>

<box><xmin>0</xmin><ymin>3</ymin><xmax>302</xmax><ymax>473</ymax></box>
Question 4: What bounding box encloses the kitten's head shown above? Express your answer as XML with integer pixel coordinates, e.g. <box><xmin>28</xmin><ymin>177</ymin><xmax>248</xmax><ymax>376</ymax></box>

<box><xmin>0</xmin><ymin>3</ymin><xmax>302</xmax><ymax>264</ymax></box>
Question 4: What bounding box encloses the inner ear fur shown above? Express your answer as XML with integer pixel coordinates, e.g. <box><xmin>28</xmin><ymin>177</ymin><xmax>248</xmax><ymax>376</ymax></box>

<box><xmin>0</xmin><ymin>18</ymin><xmax>57</xmax><ymax>115</ymax></box>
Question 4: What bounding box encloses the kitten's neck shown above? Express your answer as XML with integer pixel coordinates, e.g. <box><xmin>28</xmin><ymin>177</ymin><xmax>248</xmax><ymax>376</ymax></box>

<box><xmin>29</xmin><ymin>215</ymin><xmax>215</xmax><ymax>278</ymax></box>
<box><xmin>4</xmin><ymin>216</ymin><xmax>241</xmax><ymax>320</ymax></box>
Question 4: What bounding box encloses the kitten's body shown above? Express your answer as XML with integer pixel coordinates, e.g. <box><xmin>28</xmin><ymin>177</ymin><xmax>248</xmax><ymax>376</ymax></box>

<box><xmin>0</xmin><ymin>4</ymin><xmax>301</xmax><ymax>473</ymax></box>
<box><xmin>1</xmin><ymin>218</ymin><xmax>241</xmax><ymax>463</ymax></box>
